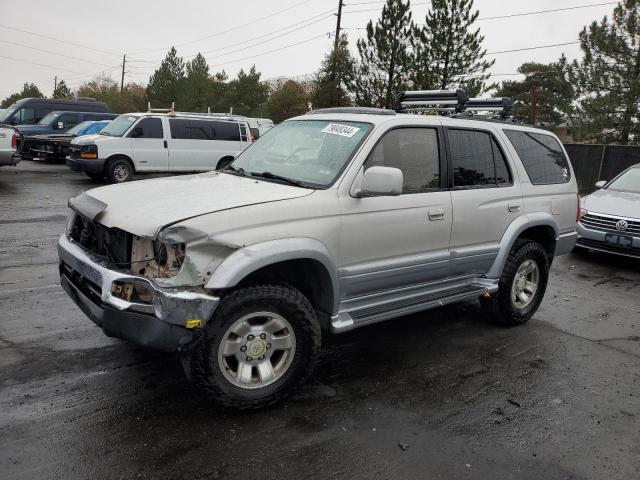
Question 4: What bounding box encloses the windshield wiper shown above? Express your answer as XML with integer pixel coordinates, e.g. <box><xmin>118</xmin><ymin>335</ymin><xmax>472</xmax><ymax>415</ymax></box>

<box><xmin>221</xmin><ymin>164</ymin><xmax>245</xmax><ymax>176</ymax></box>
<box><xmin>248</xmin><ymin>171</ymin><xmax>311</xmax><ymax>188</ymax></box>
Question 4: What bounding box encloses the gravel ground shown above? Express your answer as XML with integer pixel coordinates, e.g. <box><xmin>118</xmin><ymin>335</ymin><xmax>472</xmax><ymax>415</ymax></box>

<box><xmin>1</xmin><ymin>161</ymin><xmax>639</xmax><ymax>480</ymax></box>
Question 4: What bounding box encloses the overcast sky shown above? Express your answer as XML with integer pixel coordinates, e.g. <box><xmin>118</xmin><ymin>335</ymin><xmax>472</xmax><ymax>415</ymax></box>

<box><xmin>0</xmin><ymin>0</ymin><xmax>618</xmax><ymax>101</ymax></box>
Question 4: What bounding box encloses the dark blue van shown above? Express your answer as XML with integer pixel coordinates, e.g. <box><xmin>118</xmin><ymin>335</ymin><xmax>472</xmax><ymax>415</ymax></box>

<box><xmin>0</xmin><ymin>97</ymin><xmax>110</xmax><ymax>126</ymax></box>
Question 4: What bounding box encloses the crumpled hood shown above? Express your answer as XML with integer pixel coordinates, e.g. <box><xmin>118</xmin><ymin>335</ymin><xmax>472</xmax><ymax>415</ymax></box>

<box><xmin>72</xmin><ymin>171</ymin><xmax>314</xmax><ymax>238</ymax></box>
<box><xmin>583</xmin><ymin>188</ymin><xmax>640</xmax><ymax>220</ymax></box>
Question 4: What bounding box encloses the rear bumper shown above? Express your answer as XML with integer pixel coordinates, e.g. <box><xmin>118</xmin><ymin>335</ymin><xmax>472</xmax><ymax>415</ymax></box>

<box><xmin>66</xmin><ymin>157</ymin><xmax>105</xmax><ymax>174</ymax></box>
<box><xmin>58</xmin><ymin>234</ymin><xmax>220</xmax><ymax>352</ymax></box>
<box><xmin>576</xmin><ymin>222</ymin><xmax>640</xmax><ymax>258</ymax></box>
<box><xmin>555</xmin><ymin>231</ymin><xmax>578</xmax><ymax>256</ymax></box>
<box><xmin>0</xmin><ymin>150</ymin><xmax>20</xmax><ymax>166</ymax></box>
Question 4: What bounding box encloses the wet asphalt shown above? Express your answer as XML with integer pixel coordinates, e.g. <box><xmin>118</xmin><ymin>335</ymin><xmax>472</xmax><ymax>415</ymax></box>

<box><xmin>1</xmin><ymin>161</ymin><xmax>639</xmax><ymax>480</ymax></box>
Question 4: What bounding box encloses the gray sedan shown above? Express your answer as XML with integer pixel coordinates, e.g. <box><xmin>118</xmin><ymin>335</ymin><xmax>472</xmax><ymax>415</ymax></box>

<box><xmin>576</xmin><ymin>164</ymin><xmax>640</xmax><ymax>258</ymax></box>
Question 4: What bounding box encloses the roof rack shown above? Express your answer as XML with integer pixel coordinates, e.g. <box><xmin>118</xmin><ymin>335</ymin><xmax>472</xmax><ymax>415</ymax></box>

<box><xmin>394</xmin><ymin>89</ymin><xmax>469</xmax><ymax>114</ymax></box>
<box><xmin>394</xmin><ymin>88</ymin><xmax>516</xmax><ymax>120</ymax></box>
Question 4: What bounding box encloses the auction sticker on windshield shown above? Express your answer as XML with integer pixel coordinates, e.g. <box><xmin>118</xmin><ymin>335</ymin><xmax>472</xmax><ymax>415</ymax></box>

<box><xmin>321</xmin><ymin>123</ymin><xmax>360</xmax><ymax>138</ymax></box>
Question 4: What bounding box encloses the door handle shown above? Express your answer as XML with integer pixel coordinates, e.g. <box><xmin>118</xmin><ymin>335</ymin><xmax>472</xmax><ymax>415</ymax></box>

<box><xmin>508</xmin><ymin>202</ymin><xmax>521</xmax><ymax>212</ymax></box>
<box><xmin>163</xmin><ymin>140</ymin><xmax>168</xmax><ymax>149</ymax></box>
<box><xmin>428</xmin><ymin>208</ymin><xmax>445</xmax><ymax>221</ymax></box>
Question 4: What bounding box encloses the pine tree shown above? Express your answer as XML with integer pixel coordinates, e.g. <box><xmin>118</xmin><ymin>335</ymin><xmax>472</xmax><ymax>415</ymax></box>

<box><xmin>1</xmin><ymin>83</ymin><xmax>44</xmax><ymax>108</ymax></box>
<box><xmin>570</xmin><ymin>0</ymin><xmax>640</xmax><ymax>144</ymax></box>
<box><xmin>146</xmin><ymin>47</ymin><xmax>185</xmax><ymax>108</ymax></box>
<box><xmin>411</xmin><ymin>0</ymin><xmax>494</xmax><ymax>95</ymax></box>
<box><xmin>226</xmin><ymin>66</ymin><xmax>269</xmax><ymax>116</ymax></box>
<box><xmin>496</xmin><ymin>59</ymin><xmax>573</xmax><ymax>127</ymax></box>
<box><xmin>52</xmin><ymin>80</ymin><xmax>71</xmax><ymax>99</ymax></box>
<box><xmin>182</xmin><ymin>53</ymin><xmax>210</xmax><ymax>111</ymax></box>
<box><xmin>312</xmin><ymin>34</ymin><xmax>355</xmax><ymax>108</ymax></box>
<box><xmin>349</xmin><ymin>0</ymin><xmax>412</xmax><ymax>109</ymax></box>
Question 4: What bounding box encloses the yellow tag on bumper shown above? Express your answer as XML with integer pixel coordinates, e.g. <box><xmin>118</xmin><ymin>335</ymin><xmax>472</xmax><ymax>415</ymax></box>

<box><xmin>185</xmin><ymin>319</ymin><xmax>202</xmax><ymax>329</ymax></box>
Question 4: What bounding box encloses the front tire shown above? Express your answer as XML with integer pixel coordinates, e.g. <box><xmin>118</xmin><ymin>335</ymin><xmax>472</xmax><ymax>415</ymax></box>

<box><xmin>105</xmin><ymin>158</ymin><xmax>134</xmax><ymax>183</ymax></box>
<box><xmin>481</xmin><ymin>239</ymin><xmax>550</xmax><ymax>326</ymax></box>
<box><xmin>186</xmin><ymin>284</ymin><xmax>321</xmax><ymax>410</ymax></box>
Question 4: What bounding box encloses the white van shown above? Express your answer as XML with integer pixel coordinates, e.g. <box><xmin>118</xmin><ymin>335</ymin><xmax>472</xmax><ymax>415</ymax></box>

<box><xmin>66</xmin><ymin>112</ymin><xmax>252</xmax><ymax>183</ymax></box>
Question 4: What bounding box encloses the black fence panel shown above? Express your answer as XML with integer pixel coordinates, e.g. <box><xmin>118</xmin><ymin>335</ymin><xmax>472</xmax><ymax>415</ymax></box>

<box><xmin>564</xmin><ymin>144</ymin><xmax>604</xmax><ymax>194</ymax></box>
<box><xmin>563</xmin><ymin>144</ymin><xmax>640</xmax><ymax>194</ymax></box>
<box><xmin>599</xmin><ymin>146</ymin><xmax>640</xmax><ymax>183</ymax></box>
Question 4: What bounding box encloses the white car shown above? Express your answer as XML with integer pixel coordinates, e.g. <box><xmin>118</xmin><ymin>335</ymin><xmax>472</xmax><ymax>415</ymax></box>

<box><xmin>0</xmin><ymin>126</ymin><xmax>20</xmax><ymax>167</ymax></box>
<box><xmin>66</xmin><ymin>112</ymin><xmax>253</xmax><ymax>183</ymax></box>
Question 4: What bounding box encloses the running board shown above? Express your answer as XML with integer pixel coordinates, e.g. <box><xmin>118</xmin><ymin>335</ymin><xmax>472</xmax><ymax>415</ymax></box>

<box><xmin>331</xmin><ymin>278</ymin><xmax>497</xmax><ymax>333</ymax></box>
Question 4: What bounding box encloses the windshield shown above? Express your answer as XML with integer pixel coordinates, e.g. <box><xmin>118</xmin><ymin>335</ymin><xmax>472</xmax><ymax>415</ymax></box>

<box><xmin>38</xmin><ymin>112</ymin><xmax>60</xmax><ymax>126</ymax></box>
<box><xmin>66</xmin><ymin>121</ymin><xmax>91</xmax><ymax>135</ymax></box>
<box><xmin>100</xmin><ymin>115</ymin><xmax>138</xmax><ymax>137</ymax></box>
<box><xmin>231</xmin><ymin>119</ymin><xmax>372</xmax><ymax>187</ymax></box>
<box><xmin>0</xmin><ymin>104</ymin><xmax>17</xmax><ymax>123</ymax></box>
<box><xmin>607</xmin><ymin>167</ymin><xmax>640</xmax><ymax>194</ymax></box>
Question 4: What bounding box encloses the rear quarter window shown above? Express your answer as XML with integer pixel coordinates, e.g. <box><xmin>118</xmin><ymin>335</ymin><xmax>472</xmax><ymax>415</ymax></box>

<box><xmin>504</xmin><ymin>130</ymin><xmax>570</xmax><ymax>185</ymax></box>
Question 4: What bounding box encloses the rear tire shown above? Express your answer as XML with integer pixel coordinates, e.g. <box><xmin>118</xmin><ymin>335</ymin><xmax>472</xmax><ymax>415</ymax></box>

<box><xmin>105</xmin><ymin>157</ymin><xmax>134</xmax><ymax>183</ymax></box>
<box><xmin>185</xmin><ymin>284</ymin><xmax>321</xmax><ymax>410</ymax></box>
<box><xmin>481</xmin><ymin>239</ymin><xmax>550</xmax><ymax>326</ymax></box>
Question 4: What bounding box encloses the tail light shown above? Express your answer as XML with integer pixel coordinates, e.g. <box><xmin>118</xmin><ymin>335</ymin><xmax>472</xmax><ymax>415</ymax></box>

<box><xmin>576</xmin><ymin>193</ymin><xmax>582</xmax><ymax>222</ymax></box>
<box><xmin>11</xmin><ymin>134</ymin><xmax>17</xmax><ymax>149</ymax></box>
<box><xmin>249</xmin><ymin>130</ymin><xmax>255</xmax><ymax>142</ymax></box>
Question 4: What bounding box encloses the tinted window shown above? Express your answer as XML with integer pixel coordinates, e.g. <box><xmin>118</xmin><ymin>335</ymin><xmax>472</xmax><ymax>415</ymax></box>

<box><xmin>449</xmin><ymin>129</ymin><xmax>511</xmax><ymax>187</ymax></box>
<box><xmin>189</xmin><ymin>120</ymin><xmax>213</xmax><ymax>140</ymax></box>
<box><xmin>169</xmin><ymin>119</ymin><xmax>190</xmax><ymax>139</ymax></box>
<box><xmin>504</xmin><ymin>130</ymin><xmax>570</xmax><ymax>184</ymax></box>
<box><xmin>15</xmin><ymin>106</ymin><xmax>36</xmax><ymax>124</ymax></box>
<box><xmin>136</xmin><ymin>118</ymin><xmax>163</xmax><ymax>138</ymax></box>
<box><xmin>58</xmin><ymin>113</ymin><xmax>78</xmax><ymax>129</ymax></box>
<box><xmin>214</xmin><ymin>121</ymin><xmax>241</xmax><ymax>141</ymax></box>
<box><xmin>250</xmin><ymin>127</ymin><xmax>260</xmax><ymax>140</ymax></box>
<box><xmin>365</xmin><ymin>128</ymin><xmax>440</xmax><ymax>192</ymax></box>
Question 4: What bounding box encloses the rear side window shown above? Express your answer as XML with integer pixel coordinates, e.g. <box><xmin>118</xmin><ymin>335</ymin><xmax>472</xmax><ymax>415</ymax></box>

<box><xmin>189</xmin><ymin>120</ymin><xmax>214</xmax><ymax>140</ymax></box>
<box><xmin>169</xmin><ymin>119</ymin><xmax>190</xmax><ymax>139</ymax></box>
<box><xmin>250</xmin><ymin>127</ymin><xmax>260</xmax><ymax>140</ymax></box>
<box><xmin>448</xmin><ymin>129</ymin><xmax>512</xmax><ymax>187</ymax></box>
<box><xmin>214</xmin><ymin>121</ymin><xmax>241</xmax><ymax>141</ymax></box>
<box><xmin>136</xmin><ymin>118</ymin><xmax>163</xmax><ymax>138</ymax></box>
<box><xmin>365</xmin><ymin>127</ymin><xmax>440</xmax><ymax>193</ymax></box>
<box><xmin>504</xmin><ymin>130</ymin><xmax>570</xmax><ymax>184</ymax></box>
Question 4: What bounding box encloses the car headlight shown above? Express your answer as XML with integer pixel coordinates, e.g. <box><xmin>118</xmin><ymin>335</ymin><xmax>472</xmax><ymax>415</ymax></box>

<box><xmin>80</xmin><ymin>144</ymin><xmax>98</xmax><ymax>159</ymax></box>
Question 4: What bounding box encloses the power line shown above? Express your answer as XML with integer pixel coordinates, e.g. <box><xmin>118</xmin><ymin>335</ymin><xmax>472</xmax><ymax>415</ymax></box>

<box><xmin>129</xmin><ymin>0</ymin><xmax>318</xmax><ymax>55</ymax></box>
<box><xmin>343</xmin><ymin>2</ymin><xmax>429</xmax><ymax>14</ymax></box>
<box><xmin>476</xmin><ymin>2</ymin><xmax>617</xmax><ymax>21</ymax></box>
<box><xmin>487</xmin><ymin>41</ymin><xmax>579</xmax><ymax>55</ymax></box>
<box><xmin>342</xmin><ymin>1</ymin><xmax>617</xmax><ymax>28</ymax></box>
<box><xmin>0</xmin><ymin>39</ymin><xmax>116</xmax><ymax>67</ymax></box>
<box><xmin>0</xmin><ymin>24</ymin><xmax>120</xmax><ymax>57</ymax></box>
<box><xmin>207</xmin><ymin>33</ymin><xmax>330</xmax><ymax>68</ymax></box>
<box><xmin>0</xmin><ymin>55</ymin><xmax>82</xmax><ymax>74</ymax></box>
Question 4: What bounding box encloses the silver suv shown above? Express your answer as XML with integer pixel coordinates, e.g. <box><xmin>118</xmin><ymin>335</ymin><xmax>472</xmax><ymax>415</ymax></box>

<box><xmin>58</xmin><ymin>90</ymin><xmax>578</xmax><ymax>409</ymax></box>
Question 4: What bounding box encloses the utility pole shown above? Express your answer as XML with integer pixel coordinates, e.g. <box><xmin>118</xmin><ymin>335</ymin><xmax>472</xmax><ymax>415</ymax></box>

<box><xmin>120</xmin><ymin>54</ymin><xmax>126</xmax><ymax>93</ymax></box>
<box><xmin>54</xmin><ymin>76</ymin><xmax>57</xmax><ymax>96</ymax></box>
<box><xmin>529</xmin><ymin>84</ymin><xmax>538</xmax><ymax>125</ymax></box>
<box><xmin>333</xmin><ymin>0</ymin><xmax>343</xmax><ymax>51</ymax></box>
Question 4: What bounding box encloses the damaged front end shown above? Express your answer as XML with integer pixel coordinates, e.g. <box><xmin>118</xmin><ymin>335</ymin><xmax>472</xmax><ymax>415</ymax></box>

<box><xmin>58</xmin><ymin>207</ymin><xmax>232</xmax><ymax>352</ymax></box>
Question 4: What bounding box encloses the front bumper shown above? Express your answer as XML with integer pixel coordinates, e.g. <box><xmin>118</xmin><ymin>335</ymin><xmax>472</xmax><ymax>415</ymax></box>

<box><xmin>66</xmin><ymin>157</ymin><xmax>106</xmax><ymax>175</ymax></box>
<box><xmin>58</xmin><ymin>234</ymin><xmax>220</xmax><ymax>352</ymax></box>
<box><xmin>576</xmin><ymin>222</ymin><xmax>640</xmax><ymax>258</ymax></box>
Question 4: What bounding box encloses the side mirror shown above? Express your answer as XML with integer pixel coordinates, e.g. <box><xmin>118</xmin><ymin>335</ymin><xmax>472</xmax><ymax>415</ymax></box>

<box><xmin>57</xmin><ymin>121</ymin><xmax>64</xmax><ymax>129</ymax></box>
<box><xmin>130</xmin><ymin>127</ymin><xmax>143</xmax><ymax>138</ymax></box>
<box><xmin>354</xmin><ymin>166</ymin><xmax>403</xmax><ymax>197</ymax></box>
<box><xmin>594</xmin><ymin>180</ymin><xmax>607</xmax><ymax>189</ymax></box>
